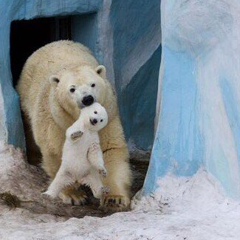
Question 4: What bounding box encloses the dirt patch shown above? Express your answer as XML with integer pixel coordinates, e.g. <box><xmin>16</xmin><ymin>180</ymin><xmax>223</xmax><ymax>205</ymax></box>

<box><xmin>0</xmin><ymin>145</ymin><xmax>150</xmax><ymax>218</ymax></box>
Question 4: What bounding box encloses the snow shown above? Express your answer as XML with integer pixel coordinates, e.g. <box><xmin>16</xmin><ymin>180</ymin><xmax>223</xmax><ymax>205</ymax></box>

<box><xmin>0</xmin><ymin>84</ymin><xmax>6</xmax><ymax>142</ymax></box>
<box><xmin>0</xmin><ymin>142</ymin><xmax>240</xmax><ymax>239</ymax></box>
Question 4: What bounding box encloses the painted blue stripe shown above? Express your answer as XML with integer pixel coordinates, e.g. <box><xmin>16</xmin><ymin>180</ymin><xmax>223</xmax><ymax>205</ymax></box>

<box><xmin>220</xmin><ymin>78</ymin><xmax>240</xmax><ymax>161</ymax></box>
<box><xmin>15</xmin><ymin>0</ymin><xmax>102</xmax><ymax>20</ymax></box>
<box><xmin>219</xmin><ymin>78</ymin><xmax>240</xmax><ymax>198</ymax></box>
<box><xmin>143</xmin><ymin>46</ymin><xmax>204</xmax><ymax>195</ymax></box>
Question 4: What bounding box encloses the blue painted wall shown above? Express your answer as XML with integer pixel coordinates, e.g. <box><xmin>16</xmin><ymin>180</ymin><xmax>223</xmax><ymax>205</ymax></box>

<box><xmin>143</xmin><ymin>0</ymin><xmax>240</xmax><ymax>199</ymax></box>
<box><xmin>121</xmin><ymin>46</ymin><xmax>161</xmax><ymax>150</ymax></box>
<box><xmin>110</xmin><ymin>0</ymin><xmax>161</xmax><ymax>150</ymax></box>
<box><xmin>0</xmin><ymin>0</ymin><xmax>102</xmax><ymax>149</ymax></box>
<box><xmin>0</xmin><ymin>0</ymin><xmax>161</xmax><ymax>153</ymax></box>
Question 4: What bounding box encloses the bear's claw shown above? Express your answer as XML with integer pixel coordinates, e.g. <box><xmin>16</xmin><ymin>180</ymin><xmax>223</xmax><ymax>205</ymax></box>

<box><xmin>100</xmin><ymin>195</ymin><xmax>130</xmax><ymax>213</ymax></box>
<box><xmin>59</xmin><ymin>187</ymin><xmax>88</xmax><ymax>206</ymax></box>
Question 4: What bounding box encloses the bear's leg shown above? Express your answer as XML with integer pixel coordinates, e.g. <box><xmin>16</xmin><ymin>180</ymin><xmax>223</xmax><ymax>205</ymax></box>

<box><xmin>81</xmin><ymin>169</ymin><xmax>108</xmax><ymax>199</ymax></box>
<box><xmin>88</xmin><ymin>143</ymin><xmax>107</xmax><ymax>177</ymax></box>
<box><xmin>41</xmin><ymin>152</ymin><xmax>62</xmax><ymax>180</ymax></box>
<box><xmin>44</xmin><ymin>168</ymin><xmax>73</xmax><ymax>198</ymax></box>
<box><xmin>23</xmin><ymin>113</ymin><xmax>42</xmax><ymax>165</ymax></box>
<box><xmin>59</xmin><ymin>186</ymin><xmax>88</xmax><ymax>205</ymax></box>
<box><xmin>41</xmin><ymin>152</ymin><xmax>88</xmax><ymax>205</ymax></box>
<box><xmin>101</xmin><ymin>148</ymin><xmax>132</xmax><ymax>212</ymax></box>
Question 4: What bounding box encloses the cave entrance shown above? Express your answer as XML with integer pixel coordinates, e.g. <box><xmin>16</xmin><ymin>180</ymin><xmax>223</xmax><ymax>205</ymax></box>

<box><xmin>10</xmin><ymin>14</ymin><xmax>98</xmax><ymax>165</ymax></box>
<box><xmin>10</xmin><ymin>16</ymin><xmax>72</xmax><ymax>164</ymax></box>
<box><xmin>10</xmin><ymin>17</ymin><xmax>72</xmax><ymax>86</ymax></box>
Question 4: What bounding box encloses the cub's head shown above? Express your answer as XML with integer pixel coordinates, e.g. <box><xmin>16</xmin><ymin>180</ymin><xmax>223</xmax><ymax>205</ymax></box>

<box><xmin>49</xmin><ymin>65</ymin><xmax>108</xmax><ymax>119</ymax></box>
<box><xmin>82</xmin><ymin>102</ymin><xmax>108</xmax><ymax>132</ymax></box>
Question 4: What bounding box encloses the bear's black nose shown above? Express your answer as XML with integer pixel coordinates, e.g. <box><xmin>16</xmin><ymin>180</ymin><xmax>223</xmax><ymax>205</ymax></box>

<box><xmin>90</xmin><ymin>118</ymin><xmax>98</xmax><ymax>125</ymax></box>
<box><xmin>82</xmin><ymin>95</ymin><xmax>94</xmax><ymax>106</ymax></box>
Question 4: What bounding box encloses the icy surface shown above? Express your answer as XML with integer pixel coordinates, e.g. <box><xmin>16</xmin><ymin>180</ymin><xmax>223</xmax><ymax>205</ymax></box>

<box><xmin>0</xmin><ymin>142</ymin><xmax>240</xmax><ymax>239</ymax></box>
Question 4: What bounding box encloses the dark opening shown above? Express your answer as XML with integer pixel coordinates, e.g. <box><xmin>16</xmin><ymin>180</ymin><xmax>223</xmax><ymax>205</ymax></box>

<box><xmin>10</xmin><ymin>14</ymin><xmax>99</xmax><ymax>166</ymax></box>
<box><xmin>10</xmin><ymin>16</ymin><xmax>72</xmax><ymax>165</ymax></box>
<box><xmin>10</xmin><ymin>17</ymin><xmax>72</xmax><ymax>86</ymax></box>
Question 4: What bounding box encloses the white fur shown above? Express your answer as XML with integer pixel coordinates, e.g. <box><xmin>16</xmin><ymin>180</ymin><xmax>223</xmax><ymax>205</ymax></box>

<box><xmin>44</xmin><ymin>103</ymin><xmax>109</xmax><ymax>199</ymax></box>
<box><xmin>17</xmin><ymin>41</ymin><xmax>132</xmax><ymax>209</ymax></box>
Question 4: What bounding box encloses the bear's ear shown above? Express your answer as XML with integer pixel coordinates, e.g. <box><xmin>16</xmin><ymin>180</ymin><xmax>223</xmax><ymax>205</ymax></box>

<box><xmin>49</xmin><ymin>75</ymin><xmax>60</xmax><ymax>87</ymax></box>
<box><xmin>95</xmin><ymin>65</ymin><xmax>106</xmax><ymax>79</ymax></box>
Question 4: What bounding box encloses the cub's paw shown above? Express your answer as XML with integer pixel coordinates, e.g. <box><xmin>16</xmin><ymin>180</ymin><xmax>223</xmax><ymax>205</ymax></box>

<box><xmin>100</xmin><ymin>195</ymin><xmax>131</xmax><ymax>213</ymax></box>
<box><xmin>99</xmin><ymin>168</ymin><xmax>107</xmax><ymax>178</ymax></box>
<box><xmin>59</xmin><ymin>187</ymin><xmax>88</xmax><ymax>206</ymax></box>
<box><xmin>71</xmin><ymin>131</ymin><xmax>83</xmax><ymax>141</ymax></box>
<box><xmin>42</xmin><ymin>191</ymin><xmax>55</xmax><ymax>199</ymax></box>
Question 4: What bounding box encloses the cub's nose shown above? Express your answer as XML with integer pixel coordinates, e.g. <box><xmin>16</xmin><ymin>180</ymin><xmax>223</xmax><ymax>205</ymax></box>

<box><xmin>90</xmin><ymin>118</ymin><xmax>98</xmax><ymax>125</ymax></box>
<box><xmin>82</xmin><ymin>95</ymin><xmax>94</xmax><ymax>106</ymax></box>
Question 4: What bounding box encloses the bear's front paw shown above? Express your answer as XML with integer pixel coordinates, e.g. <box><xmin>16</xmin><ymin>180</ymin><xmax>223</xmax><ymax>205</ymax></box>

<box><xmin>59</xmin><ymin>187</ymin><xmax>88</xmax><ymax>206</ymax></box>
<box><xmin>71</xmin><ymin>131</ymin><xmax>83</xmax><ymax>141</ymax></box>
<box><xmin>100</xmin><ymin>195</ymin><xmax>131</xmax><ymax>213</ymax></box>
<box><xmin>42</xmin><ymin>191</ymin><xmax>56</xmax><ymax>199</ymax></box>
<box><xmin>99</xmin><ymin>168</ymin><xmax>107</xmax><ymax>178</ymax></box>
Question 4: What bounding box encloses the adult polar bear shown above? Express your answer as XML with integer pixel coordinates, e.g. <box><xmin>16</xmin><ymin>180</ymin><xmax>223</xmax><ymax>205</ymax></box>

<box><xmin>17</xmin><ymin>40</ymin><xmax>132</xmax><ymax>212</ymax></box>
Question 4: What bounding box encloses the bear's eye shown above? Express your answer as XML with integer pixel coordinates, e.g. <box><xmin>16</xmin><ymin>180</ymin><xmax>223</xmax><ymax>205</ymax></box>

<box><xmin>100</xmin><ymin>119</ymin><xmax>103</xmax><ymax>122</ymax></box>
<box><xmin>69</xmin><ymin>86</ymin><xmax>76</xmax><ymax>93</ymax></box>
<box><xmin>94</xmin><ymin>111</ymin><xmax>97</xmax><ymax>114</ymax></box>
<box><xmin>91</xmin><ymin>83</ymin><xmax>96</xmax><ymax>88</ymax></box>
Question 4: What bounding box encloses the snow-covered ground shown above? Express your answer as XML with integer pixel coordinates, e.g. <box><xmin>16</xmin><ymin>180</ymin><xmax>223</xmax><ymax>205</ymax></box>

<box><xmin>1</xmin><ymin>142</ymin><xmax>240</xmax><ymax>240</ymax></box>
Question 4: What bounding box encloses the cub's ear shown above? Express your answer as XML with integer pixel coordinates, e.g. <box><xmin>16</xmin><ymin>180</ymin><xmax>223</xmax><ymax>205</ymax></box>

<box><xmin>49</xmin><ymin>75</ymin><xmax>60</xmax><ymax>87</ymax></box>
<box><xmin>95</xmin><ymin>65</ymin><xmax>106</xmax><ymax>79</ymax></box>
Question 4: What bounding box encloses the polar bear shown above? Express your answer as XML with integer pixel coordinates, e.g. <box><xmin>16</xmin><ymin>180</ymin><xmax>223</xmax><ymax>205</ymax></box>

<box><xmin>44</xmin><ymin>102</ymin><xmax>109</xmax><ymax>200</ymax></box>
<box><xmin>16</xmin><ymin>40</ymin><xmax>132</xmax><ymax>212</ymax></box>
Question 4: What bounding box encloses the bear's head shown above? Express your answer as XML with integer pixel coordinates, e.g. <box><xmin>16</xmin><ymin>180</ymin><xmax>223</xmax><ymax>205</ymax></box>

<box><xmin>82</xmin><ymin>102</ymin><xmax>108</xmax><ymax>132</ymax></box>
<box><xmin>49</xmin><ymin>65</ymin><xmax>112</xmax><ymax>121</ymax></box>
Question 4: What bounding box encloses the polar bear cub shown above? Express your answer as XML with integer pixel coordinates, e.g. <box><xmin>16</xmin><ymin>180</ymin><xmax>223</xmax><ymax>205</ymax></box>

<box><xmin>44</xmin><ymin>102</ymin><xmax>109</xmax><ymax>199</ymax></box>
